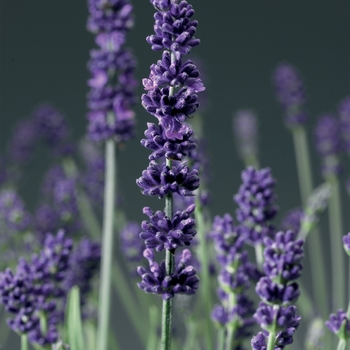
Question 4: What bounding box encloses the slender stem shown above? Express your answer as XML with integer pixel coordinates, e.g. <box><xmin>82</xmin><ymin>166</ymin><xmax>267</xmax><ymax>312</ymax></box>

<box><xmin>147</xmin><ymin>305</ymin><xmax>158</xmax><ymax>350</ymax></box>
<box><xmin>267</xmin><ymin>331</ymin><xmax>276</xmax><ymax>350</ymax></box>
<box><xmin>62</xmin><ymin>157</ymin><xmax>101</xmax><ymax>239</ymax></box>
<box><xmin>161</xmin><ymin>158</ymin><xmax>175</xmax><ymax>350</ymax></box>
<box><xmin>336</xmin><ymin>339</ymin><xmax>347</xmax><ymax>350</ymax></box>
<box><xmin>327</xmin><ymin>174</ymin><xmax>345</xmax><ymax>310</ymax></box>
<box><xmin>97</xmin><ymin>138</ymin><xmax>116</xmax><ymax>350</ymax></box>
<box><xmin>40</xmin><ymin>312</ymin><xmax>47</xmax><ymax>335</ymax></box>
<box><xmin>195</xmin><ymin>198</ymin><xmax>213</xmax><ymax>350</ymax></box>
<box><xmin>292</xmin><ymin>127</ymin><xmax>328</xmax><ymax>319</ymax></box>
<box><xmin>254</xmin><ymin>243</ymin><xmax>264</xmax><ymax>269</ymax></box>
<box><xmin>225</xmin><ymin>293</ymin><xmax>237</xmax><ymax>350</ymax></box>
<box><xmin>217</xmin><ymin>328</ymin><xmax>225</xmax><ymax>350</ymax></box>
<box><xmin>21</xmin><ymin>335</ymin><xmax>28</xmax><ymax>350</ymax></box>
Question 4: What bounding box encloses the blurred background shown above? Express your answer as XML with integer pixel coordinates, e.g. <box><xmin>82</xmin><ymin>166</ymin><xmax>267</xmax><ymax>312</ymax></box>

<box><xmin>1</xmin><ymin>0</ymin><xmax>349</xmax><ymax>348</ymax></box>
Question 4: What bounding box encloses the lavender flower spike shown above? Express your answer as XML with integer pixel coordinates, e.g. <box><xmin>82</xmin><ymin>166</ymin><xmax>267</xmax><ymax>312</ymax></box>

<box><xmin>326</xmin><ymin>310</ymin><xmax>350</xmax><ymax>340</ymax></box>
<box><xmin>314</xmin><ymin>114</ymin><xmax>342</xmax><ymax>176</ymax></box>
<box><xmin>272</xmin><ymin>63</ymin><xmax>308</xmax><ymax>127</ymax></box>
<box><xmin>138</xmin><ymin>0</ymin><xmax>204</xmax><ymax>348</ymax></box>
<box><xmin>87</xmin><ymin>0</ymin><xmax>137</xmax><ymax>143</ymax></box>
<box><xmin>252</xmin><ymin>230</ymin><xmax>304</xmax><ymax>349</ymax></box>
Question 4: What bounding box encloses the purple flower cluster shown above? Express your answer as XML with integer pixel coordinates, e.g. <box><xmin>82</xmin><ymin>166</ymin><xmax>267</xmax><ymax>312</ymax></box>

<box><xmin>272</xmin><ymin>63</ymin><xmax>308</xmax><ymax>127</ymax></box>
<box><xmin>252</xmin><ymin>230</ymin><xmax>303</xmax><ymax>349</ymax></box>
<box><xmin>0</xmin><ymin>230</ymin><xmax>72</xmax><ymax>345</ymax></box>
<box><xmin>234</xmin><ymin>167</ymin><xmax>278</xmax><ymax>245</ymax></box>
<box><xmin>281</xmin><ymin>208</ymin><xmax>303</xmax><ymax>235</ymax></box>
<box><xmin>314</xmin><ymin>114</ymin><xmax>342</xmax><ymax>176</ymax></box>
<box><xmin>137</xmin><ymin>0</ymin><xmax>204</xmax><ymax>300</ymax></box>
<box><xmin>338</xmin><ymin>96</ymin><xmax>350</xmax><ymax>153</ymax></box>
<box><xmin>0</xmin><ymin>189</ymin><xmax>31</xmax><ymax>232</ymax></box>
<box><xmin>120</xmin><ymin>222</ymin><xmax>144</xmax><ymax>263</ymax></box>
<box><xmin>87</xmin><ymin>0</ymin><xmax>137</xmax><ymax>142</ymax></box>
<box><xmin>326</xmin><ymin>309</ymin><xmax>350</xmax><ymax>340</ymax></box>
<box><xmin>33</xmin><ymin>104</ymin><xmax>74</xmax><ymax>157</ymax></box>
<box><xmin>210</xmin><ymin>214</ymin><xmax>255</xmax><ymax>346</ymax></box>
<box><xmin>137</xmin><ymin>248</ymin><xmax>199</xmax><ymax>300</ymax></box>
<box><xmin>64</xmin><ymin>238</ymin><xmax>101</xmax><ymax>310</ymax></box>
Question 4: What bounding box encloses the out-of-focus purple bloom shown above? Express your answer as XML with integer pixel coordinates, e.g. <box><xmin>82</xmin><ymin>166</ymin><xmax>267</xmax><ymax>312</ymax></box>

<box><xmin>0</xmin><ymin>189</ymin><xmax>31</xmax><ymax>232</ymax></box>
<box><xmin>8</xmin><ymin>118</ymin><xmax>37</xmax><ymax>164</ymax></box>
<box><xmin>233</xmin><ymin>109</ymin><xmax>258</xmax><ymax>162</ymax></box>
<box><xmin>338</xmin><ymin>96</ymin><xmax>350</xmax><ymax>153</ymax></box>
<box><xmin>326</xmin><ymin>309</ymin><xmax>350</xmax><ymax>340</ymax></box>
<box><xmin>272</xmin><ymin>63</ymin><xmax>308</xmax><ymax>127</ymax></box>
<box><xmin>314</xmin><ymin>114</ymin><xmax>342</xmax><ymax>176</ymax></box>
<box><xmin>53</xmin><ymin>178</ymin><xmax>80</xmax><ymax>234</ymax></box>
<box><xmin>210</xmin><ymin>213</ymin><xmax>256</xmax><ymax>345</ymax></box>
<box><xmin>41</xmin><ymin>165</ymin><xmax>66</xmax><ymax>198</ymax></box>
<box><xmin>83</xmin><ymin>157</ymin><xmax>105</xmax><ymax>206</ymax></box>
<box><xmin>140</xmin><ymin>205</ymin><xmax>196</xmax><ymax>251</ymax></box>
<box><xmin>120</xmin><ymin>222</ymin><xmax>144</xmax><ymax>262</ymax></box>
<box><xmin>34</xmin><ymin>204</ymin><xmax>60</xmax><ymax>242</ymax></box>
<box><xmin>281</xmin><ymin>208</ymin><xmax>303</xmax><ymax>234</ymax></box>
<box><xmin>87</xmin><ymin>0</ymin><xmax>137</xmax><ymax>143</ymax></box>
<box><xmin>137</xmin><ymin>248</ymin><xmax>199</xmax><ymax>300</ymax></box>
<box><xmin>343</xmin><ymin>233</ymin><xmax>350</xmax><ymax>256</ymax></box>
<box><xmin>0</xmin><ymin>230</ymin><xmax>73</xmax><ymax>345</ymax></box>
<box><xmin>64</xmin><ymin>238</ymin><xmax>101</xmax><ymax>307</ymax></box>
<box><xmin>33</xmin><ymin>104</ymin><xmax>73</xmax><ymax>156</ymax></box>
<box><xmin>136</xmin><ymin>161</ymin><xmax>199</xmax><ymax>198</ymax></box>
<box><xmin>234</xmin><ymin>167</ymin><xmax>278</xmax><ymax>245</ymax></box>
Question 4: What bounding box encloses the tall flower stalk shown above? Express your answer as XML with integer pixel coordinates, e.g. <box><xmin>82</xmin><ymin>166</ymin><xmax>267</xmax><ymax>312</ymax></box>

<box><xmin>86</xmin><ymin>1</ymin><xmax>137</xmax><ymax>349</ymax></box>
<box><xmin>273</xmin><ymin>63</ymin><xmax>328</xmax><ymax>319</ymax></box>
<box><xmin>137</xmin><ymin>0</ymin><xmax>204</xmax><ymax>348</ymax></box>
<box><xmin>314</xmin><ymin>114</ymin><xmax>345</xmax><ymax>310</ymax></box>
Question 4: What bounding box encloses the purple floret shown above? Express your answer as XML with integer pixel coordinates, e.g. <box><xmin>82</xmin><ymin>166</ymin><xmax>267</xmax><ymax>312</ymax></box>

<box><xmin>343</xmin><ymin>233</ymin><xmax>350</xmax><ymax>255</ymax></box>
<box><xmin>137</xmin><ymin>248</ymin><xmax>199</xmax><ymax>300</ymax></box>
<box><xmin>281</xmin><ymin>208</ymin><xmax>303</xmax><ymax>234</ymax></box>
<box><xmin>140</xmin><ymin>204</ymin><xmax>196</xmax><ymax>251</ymax></box>
<box><xmin>136</xmin><ymin>161</ymin><xmax>199</xmax><ymax>198</ymax></box>
<box><xmin>326</xmin><ymin>309</ymin><xmax>350</xmax><ymax>339</ymax></box>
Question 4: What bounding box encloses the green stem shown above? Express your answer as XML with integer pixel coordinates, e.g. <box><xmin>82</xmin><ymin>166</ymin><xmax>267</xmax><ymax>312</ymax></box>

<box><xmin>292</xmin><ymin>127</ymin><xmax>328</xmax><ymax>319</ymax></box>
<box><xmin>217</xmin><ymin>328</ymin><xmax>225</xmax><ymax>350</ymax></box>
<box><xmin>97</xmin><ymin>138</ymin><xmax>116</xmax><ymax>350</ymax></box>
<box><xmin>111</xmin><ymin>264</ymin><xmax>148</xmax><ymax>343</ymax></box>
<box><xmin>21</xmin><ymin>335</ymin><xmax>28</xmax><ymax>350</ymax></box>
<box><xmin>195</xmin><ymin>198</ymin><xmax>213</xmax><ymax>350</ymax></box>
<box><xmin>225</xmin><ymin>293</ymin><xmax>237</xmax><ymax>350</ymax></box>
<box><xmin>40</xmin><ymin>312</ymin><xmax>47</xmax><ymax>335</ymax></box>
<box><xmin>161</xmin><ymin>159</ymin><xmax>175</xmax><ymax>350</ymax></box>
<box><xmin>336</xmin><ymin>339</ymin><xmax>347</xmax><ymax>350</ymax></box>
<box><xmin>327</xmin><ymin>174</ymin><xmax>345</xmax><ymax>310</ymax></box>
<box><xmin>255</xmin><ymin>243</ymin><xmax>264</xmax><ymax>269</ymax></box>
<box><xmin>267</xmin><ymin>330</ymin><xmax>276</xmax><ymax>350</ymax></box>
<box><xmin>147</xmin><ymin>305</ymin><xmax>158</xmax><ymax>350</ymax></box>
<box><xmin>244</xmin><ymin>154</ymin><xmax>259</xmax><ymax>169</ymax></box>
<box><xmin>63</xmin><ymin>157</ymin><xmax>101</xmax><ymax>239</ymax></box>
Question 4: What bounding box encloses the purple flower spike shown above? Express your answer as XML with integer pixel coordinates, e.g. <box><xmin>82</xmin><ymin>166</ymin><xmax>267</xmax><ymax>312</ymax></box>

<box><xmin>137</xmin><ymin>248</ymin><xmax>199</xmax><ymax>300</ymax></box>
<box><xmin>120</xmin><ymin>222</ymin><xmax>144</xmax><ymax>262</ymax></box>
<box><xmin>140</xmin><ymin>204</ymin><xmax>196</xmax><ymax>251</ymax></box>
<box><xmin>343</xmin><ymin>233</ymin><xmax>350</xmax><ymax>256</ymax></box>
<box><xmin>338</xmin><ymin>96</ymin><xmax>350</xmax><ymax>153</ymax></box>
<box><xmin>272</xmin><ymin>63</ymin><xmax>308</xmax><ymax>127</ymax></box>
<box><xmin>234</xmin><ymin>167</ymin><xmax>278</xmax><ymax>245</ymax></box>
<box><xmin>314</xmin><ymin>114</ymin><xmax>342</xmax><ymax>176</ymax></box>
<box><xmin>136</xmin><ymin>161</ymin><xmax>199</xmax><ymax>198</ymax></box>
<box><xmin>326</xmin><ymin>309</ymin><xmax>350</xmax><ymax>340</ymax></box>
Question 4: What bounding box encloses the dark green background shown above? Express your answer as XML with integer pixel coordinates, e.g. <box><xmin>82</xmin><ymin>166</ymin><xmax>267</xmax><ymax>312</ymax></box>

<box><xmin>1</xmin><ymin>0</ymin><xmax>349</xmax><ymax>348</ymax></box>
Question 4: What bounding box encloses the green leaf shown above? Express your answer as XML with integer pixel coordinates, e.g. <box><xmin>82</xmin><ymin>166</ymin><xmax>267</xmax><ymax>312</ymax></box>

<box><xmin>64</xmin><ymin>286</ymin><xmax>85</xmax><ymax>350</ymax></box>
